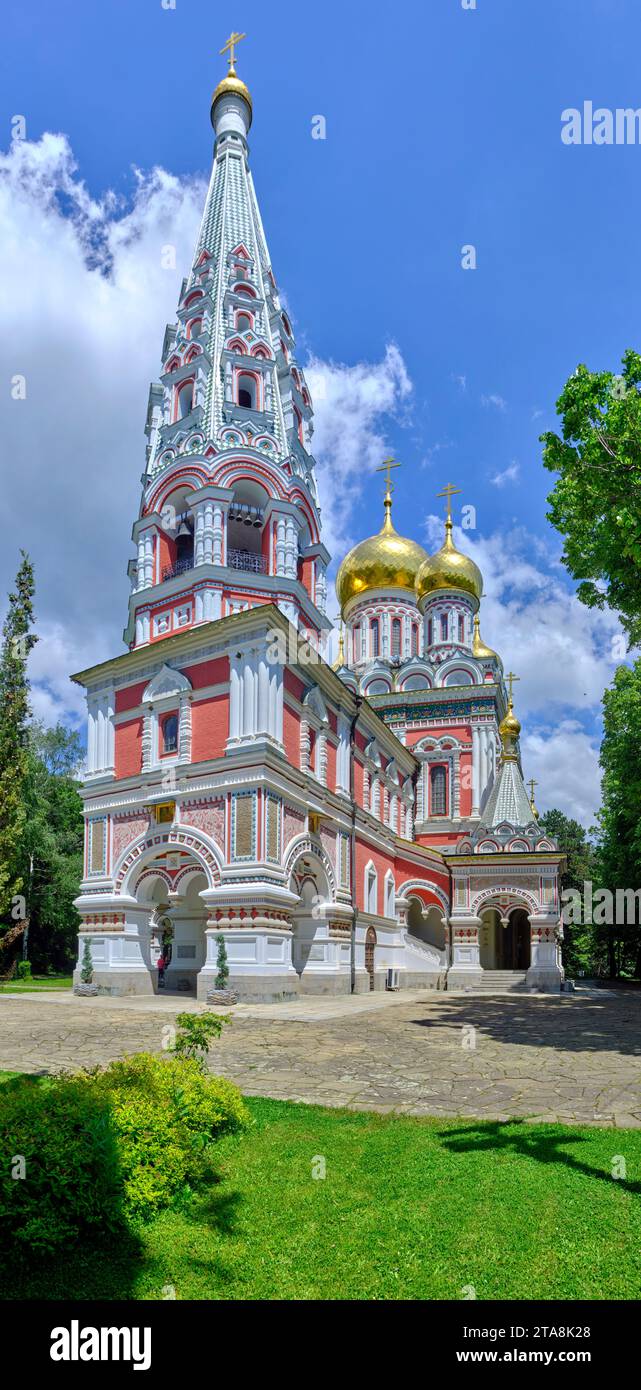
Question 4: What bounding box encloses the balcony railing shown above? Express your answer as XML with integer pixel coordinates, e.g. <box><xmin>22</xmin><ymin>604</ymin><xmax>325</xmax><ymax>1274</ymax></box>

<box><xmin>162</xmin><ymin>557</ymin><xmax>195</xmax><ymax>582</ymax></box>
<box><xmin>227</xmin><ymin>548</ymin><xmax>267</xmax><ymax>574</ymax></box>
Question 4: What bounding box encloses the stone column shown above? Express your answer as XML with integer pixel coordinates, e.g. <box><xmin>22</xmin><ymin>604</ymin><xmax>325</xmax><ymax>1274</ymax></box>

<box><xmin>471</xmin><ymin>724</ymin><xmax>481</xmax><ymax>817</ymax></box>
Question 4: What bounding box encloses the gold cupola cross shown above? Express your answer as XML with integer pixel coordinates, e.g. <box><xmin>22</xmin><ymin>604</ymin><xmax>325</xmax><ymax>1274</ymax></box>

<box><xmin>376</xmin><ymin>457</ymin><xmax>401</xmax><ymax>501</ymax></box>
<box><xmin>220</xmin><ymin>30</ymin><xmax>246</xmax><ymax>74</ymax></box>
<box><xmin>436</xmin><ymin>482</ymin><xmax>462</xmax><ymax>521</ymax></box>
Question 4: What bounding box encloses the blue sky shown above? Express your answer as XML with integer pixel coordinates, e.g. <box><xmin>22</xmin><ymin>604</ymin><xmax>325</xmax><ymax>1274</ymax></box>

<box><xmin>1</xmin><ymin>0</ymin><xmax>638</xmax><ymax>822</ymax></box>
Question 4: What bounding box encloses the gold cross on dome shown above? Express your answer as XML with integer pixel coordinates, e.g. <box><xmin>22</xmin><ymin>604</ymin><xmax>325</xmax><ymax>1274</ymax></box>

<box><xmin>506</xmin><ymin>670</ymin><xmax>520</xmax><ymax>703</ymax></box>
<box><xmin>376</xmin><ymin>458</ymin><xmax>401</xmax><ymax>500</ymax></box>
<box><xmin>527</xmin><ymin>778</ymin><xmax>538</xmax><ymax>801</ymax></box>
<box><xmin>436</xmin><ymin>482</ymin><xmax>462</xmax><ymax>521</ymax></box>
<box><xmin>220</xmin><ymin>31</ymin><xmax>246</xmax><ymax>73</ymax></box>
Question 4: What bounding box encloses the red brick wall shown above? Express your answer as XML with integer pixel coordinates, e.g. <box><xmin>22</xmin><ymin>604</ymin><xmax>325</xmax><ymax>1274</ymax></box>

<box><xmin>115</xmin><ymin>718</ymin><xmax>142</xmax><ymax>779</ymax></box>
<box><xmin>191</xmin><ymin>694</ymin><xmax>228</xmax><ymax>762</ymax></box>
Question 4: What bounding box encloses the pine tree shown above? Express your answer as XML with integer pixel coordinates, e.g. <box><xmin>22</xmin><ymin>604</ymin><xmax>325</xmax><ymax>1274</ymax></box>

<box><xmin>215</xmin><ymin>934</ymin><xmax>229</xmax><ymax>989</ymax></box>
<box><xmin>0</xmin><ymin>553</ymin><xmax>38</xmax><ymax>919</ymax></box>
<box><xmin>80</xmin><ymin>938</ymin><xmax>94</xmax><ymax>984</ymax></box>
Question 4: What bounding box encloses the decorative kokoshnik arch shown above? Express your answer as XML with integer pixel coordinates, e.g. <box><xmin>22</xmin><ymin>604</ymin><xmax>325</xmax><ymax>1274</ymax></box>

<box><xmin>471</xmin><ymin>884</ymin><xmax>540</xmax><ymax>918</ymax></box>
<box><xmin>284</xmin><ymin>834</ymin><xmax>337</xmax><ymax>899</ymax></box>
<box><xmin>396</xmin><ymin>878</ymin><xmax>450</xmax><ymax>915</ymax></box>
<box><xmin>115</xmin><ymin>825</ymin><xmax>223</xmax><ymax>895</ymax></box>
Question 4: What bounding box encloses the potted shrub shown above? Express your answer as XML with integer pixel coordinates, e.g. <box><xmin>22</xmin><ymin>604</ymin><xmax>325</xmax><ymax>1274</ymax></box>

<box><xmin>206</xmin><ymin>934</ymin><xmax>238</xmax><ymax>1006</ymax></box>
<box><xmin>74</xmin><ymin>938</ymin><xmax>98</xmax><ymax>996</ymax></box>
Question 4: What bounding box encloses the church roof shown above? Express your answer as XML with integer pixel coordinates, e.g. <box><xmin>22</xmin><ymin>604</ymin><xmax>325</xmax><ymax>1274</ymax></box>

<box><xmin>480</xmin><ymin>758</ymin><xmax>536</xmax><ymax>830</ymax></box>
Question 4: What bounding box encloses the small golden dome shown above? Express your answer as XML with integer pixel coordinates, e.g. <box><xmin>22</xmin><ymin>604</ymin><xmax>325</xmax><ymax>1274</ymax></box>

<box><xmin>336</xmin><ymin>495</ymin><xmax>429</xmax><ymax>613</ymax></box>
<box><xmin>499</xmin><ymin>699</ymin><xmax>521</xmax><ymax>760</ymax></box>
<box><xmin>472</xmin><ymin>614</ymin><xmax>499</xmax><ymax>661</ymax></box>
<box><xmin>212</xmin><ymin>71</ymin><xmax>253</xmax><ymax>118</ymax></box>
<box><xmin>416</xmin><ymin>518</ymin><xmax>483</xmax><ymax>605</ymax></box>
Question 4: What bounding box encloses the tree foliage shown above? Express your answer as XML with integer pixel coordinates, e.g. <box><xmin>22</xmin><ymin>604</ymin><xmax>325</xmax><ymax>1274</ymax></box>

<box><xmin>0</xmin><ymin>553</ymin><xmax>38</xmax><ymax>915</ymax></box>
<box><xmin>594</xmin><ymin>659</ymin><xmax>641</xmax><ymax>979</ymax></box>
<box><xmin>542</xmin><ymin>349</ymin><xmax>641</xmax><ymax>645</ymax></box>
<box><xmin>538</xmin><ymin>809</ymin><xmax>596</xmax><ymax>976</ymax></box>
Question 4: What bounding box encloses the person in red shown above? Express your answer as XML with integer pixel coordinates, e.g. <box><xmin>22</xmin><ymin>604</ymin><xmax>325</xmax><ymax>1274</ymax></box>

<box><xmin>157</xmin><ymin>948</ymin><xmax>167</xmax><ymax>989</ymax></box>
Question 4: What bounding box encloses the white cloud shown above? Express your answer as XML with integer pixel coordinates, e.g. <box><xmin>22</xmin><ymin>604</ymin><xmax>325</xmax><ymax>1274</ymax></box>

<box><xmin>490</xmin><ymin>461</ymin><xmax>520</xmax><ymax>487</ymax></box>
<box><xmin>0</xmin><ymin>133</ymin><xmax>206</xmax><ymax>724</ymax></box>
<box><xmin>304</xmin><ymin>343</ymin><xmax>413</xmax><ymax>569</ymax></box>
<box><xmin>481</xmin><ymin>393</ymin><xmax>507</xmax><ymax>411</ymax></box>
<box><xmin>521</xmin><ymin>720</ymin><xmax>601</xmax><ymax>827</ymax></box>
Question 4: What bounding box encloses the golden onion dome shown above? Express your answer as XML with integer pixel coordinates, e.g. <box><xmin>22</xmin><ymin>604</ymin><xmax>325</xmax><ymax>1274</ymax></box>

<box><xmin>335</xmin><ymin>494</ymin><xmax>429</xmax><ymax>613</ymax></box>
<box><xmin>416</xmin><ymin>517</ymin><xmax>483</xmax><ymax>606</ymax></box>
<box><xmin>499</xmin><ymin>699</ymin><xmax>521</xmax><ymax>760</ymax></box>
<box><xmin>211</xmin><ymin>71</ymin><xmax>253</xmax><ymax>120</ymax></box>
<box><xmin>472</xmin><ymin>614</ymin><xmax>499</xmax><ymax>661</ymax></box>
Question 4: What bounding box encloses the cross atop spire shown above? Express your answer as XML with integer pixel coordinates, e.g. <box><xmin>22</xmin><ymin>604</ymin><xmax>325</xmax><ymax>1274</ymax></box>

<box><xmin>436</xmin><ymin>482</ymin><xmax>462</xmax><ymax>522</ymax></box>
<box><xmin>220</xmin><ymin>30</ymin><xmax>246</xmax><ymax>75</ymax></box>
<box><xmin>506</xmin><ymin>671</ymin><xmax>520</xmax><ymax>706</ymax></box>
<box><xmin>376</xmin><ymin>458</ymin><xmax>401</xmax><ymax>503</ymax></box>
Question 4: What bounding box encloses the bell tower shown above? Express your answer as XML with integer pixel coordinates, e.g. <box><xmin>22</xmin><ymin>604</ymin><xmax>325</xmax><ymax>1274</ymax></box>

<box><xmin>125</xmin><ymin>35</ymin><xmax>331</xmax><ymax>651</ymax></box>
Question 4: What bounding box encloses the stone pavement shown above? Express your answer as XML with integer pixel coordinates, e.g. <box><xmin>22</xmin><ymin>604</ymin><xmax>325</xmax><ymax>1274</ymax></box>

<box><xmin>1</xmin><ymin>987</ymin><xmax>640</xmax><ymax>1126</ymax></box>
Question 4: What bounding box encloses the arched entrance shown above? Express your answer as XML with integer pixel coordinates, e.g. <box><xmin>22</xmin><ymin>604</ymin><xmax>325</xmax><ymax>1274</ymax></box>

<box><xmin>133</xmin><ymin>858</ymin><xmax>209</xmax><ymax>995</ymax></box>
<box><xmin>479</xmin><ymin>905</ymin><xmax>531</xmax><ymax>970</ymax></box>
<box><xmin>365</xmin><ymin>926</ymin><xmax>376</xmax><ymax>990</ymax></box>
<box><xmin>500</xmin><ymin>908</ymin><xmax>531</xmax><ymax>970</ymax></box>
<box><xmin>288</xmin><ymin>843</ymin><xmax>345</xmax><ymax>994</ymax></box>
<box><xmin>407</xmin><ymin>896</ymin><xmax>446</xmax><ymax>951</ymax></box>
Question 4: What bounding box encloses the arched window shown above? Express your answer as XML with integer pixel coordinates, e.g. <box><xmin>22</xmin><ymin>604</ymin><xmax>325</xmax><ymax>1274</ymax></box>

<box><xmin>352</xmin><ymin>625</ymin><xmax>361</xmax><ymax>662</ymax></box>
<box><xmin>236</xmin><ymin>311</ymin><xmax>252</xmax><ymax>332</ymax></box>
<box><xmin>187</xmin><ymin>318</ymin><xmax>202</xmax><ymax>339</ymax></box>
<box><xmin>366</xmin><ymin>865</ymin><xmax>378</xmax><ymax>915</ymax></box>
<box><xmin>440</xmin><ymin>613</ymin><xmax>448</xmax><ymax>641</ymax></box>
<box><xmin>430</xmin><ymin>765</ymin><xmax>447</xmax><ymax>817</ymax></box>
<box><xmin>385</xmin><ymin>873</ymin><xmax>395</xmax><ymax>918</ymax></box>
<box><xmin>237</xmin><ymin>373</ymin><xmax>257</xmax><ymax>409</ymax></box>
<box><xmin>458</xmin><ymin>614</ymin><xmax>465</xmax><ymax>643</ymax></box>
<box><xmin>427</xmin><ymin>618</ymin><xmax>433</xmax><ymax>647</ymax></box>
<box><xmin>444</xmin><ymin>669</ymin><xmax>474</xmax><ymax>686</ymax></box>
<box><xmin>370</xmin><ymin>617</ymin><xmax>380</xmax><ymax>657</ymax></box>
<box><xmin>177</xmin><ymin>381</ymin><xmax>194</xmax><ymax>419</ymax></box>
<box><xmin>366</xmin><ymin>679</ymin><xmax>390</xmax><ymax>696</ymax></box>
<box><xmin>391</xmin><ymin>617</ymin><xmax>402</xmax><ymax>657</ymax></box>
<box><xmin>161</xmin><ymin>713</ymin><xmax>179</xmax><ymax>755</ymax></box>
<box><xmin>411</xmin><ymin>624</ymin><xmax>419</xmax><ymax>656</ymax></box>
<box><xmin>403</xmin><ymin>674</ymin><xmax>429</xmax><ymax>691</ymax></box>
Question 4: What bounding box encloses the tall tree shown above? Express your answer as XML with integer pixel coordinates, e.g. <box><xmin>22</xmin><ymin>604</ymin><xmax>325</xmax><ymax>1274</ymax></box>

<box><xmin>0</xmin><ymin>553</ymin><xmax>38</xmax><ymax>919</ymax></box>
<box><xmin>538</xmin><ymin>808</ymin><xmax>596</xmax><ymax>976</ymax></box>
<box><xmin>18</xmin><ymin>724</ymin><xmax>84</xmax><ymax>972</ymax></box>
<box><xmin>542</xmin><ymin>349</ymin><xmax>641</xmax><ymax>645</ymax></box>
<box><xmin>595</xmin><ymin>659</ymin><xmax>641</xmax><ymax>979</ymax></box>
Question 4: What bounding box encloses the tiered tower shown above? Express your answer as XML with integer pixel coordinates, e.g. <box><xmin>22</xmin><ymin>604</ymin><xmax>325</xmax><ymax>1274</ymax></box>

<box><xmin>125</xmin><ymin>33</ymin><xmax>330</xmax><ymax>653</ymax></box>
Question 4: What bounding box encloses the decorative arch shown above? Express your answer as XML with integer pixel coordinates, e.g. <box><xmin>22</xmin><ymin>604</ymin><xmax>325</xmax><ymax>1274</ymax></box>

<box><xmin>470</xmin><ymin>885</ymin><xmax>539</xmax><ymax>917</ymax></box>
<box><xmin>116</xmin><ymin>824</ymin><xmax>223</xmax><ymax>896</ymax></box>
<box><xmin>397</xmin><ymin>878</ymin><xmax>450</xmax><ymax>915</ymax></box>
<box><xmin>283</xmin><ymin>834</ymin><xmax>337</xmax><ymax>899</ymax></box>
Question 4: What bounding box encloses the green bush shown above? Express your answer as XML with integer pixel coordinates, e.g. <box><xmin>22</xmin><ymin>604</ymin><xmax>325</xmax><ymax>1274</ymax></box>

<box><xmin>0</xmin><ymin>1075</ymin><xmax>123</xmax><ymax>1255</ymax></box>
<box><xmin>0</xmin><ymin>1055</ymin><xmax>247</xmax><ymax>1254</ymax></box>
<box><xmin>88</xmin><ymin>1053</ymin><xmax>247</xmax><ymax>1221</ymax></box>
<box><xmin>16</xmin><ymin>961</ymin><xmax>32</xmax><ymax>980</ymax></box>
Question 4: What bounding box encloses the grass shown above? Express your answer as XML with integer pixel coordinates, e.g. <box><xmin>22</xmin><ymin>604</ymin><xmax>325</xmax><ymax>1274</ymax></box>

<box><xmin>0</xmin><ymin>974</ymin><xmax>72</xmax><ymax>993</ymax></box>
<box><xmin>2</xmin><ymin>1090</ymin><xmax>641</xmax><ymax>1300</ymax></box>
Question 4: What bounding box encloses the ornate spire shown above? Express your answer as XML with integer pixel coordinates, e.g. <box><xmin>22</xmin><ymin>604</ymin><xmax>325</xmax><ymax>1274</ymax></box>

<box><xmin>125</xmin><ymin>41</ymin><xmax>329</xmax><ymax>650</ymax></box>
<box><xmin>472</xmin><ymin>613</ymin><xmax>499</xmax><ymax>661</ymax></box>
<box><xmin>415</xmin><ymin>483</ymin><xmax>483</xmax><ymax>606</ymax></box>
<box><xmin>211</xmin><ymin>30</ymin><xmax>252</xmax><ymax>129</ymax></box>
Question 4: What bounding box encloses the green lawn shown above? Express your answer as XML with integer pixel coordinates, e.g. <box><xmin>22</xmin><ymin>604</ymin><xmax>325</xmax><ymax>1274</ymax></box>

<box><xmin>0</xmin><ymin>974</ymin><xmax>72</xmax><ymax>993</ymax></box>
<box><xmin>2</xmin><ymin>1093</ymin><xmax>641</xmax><ymax>1300</ymax></box>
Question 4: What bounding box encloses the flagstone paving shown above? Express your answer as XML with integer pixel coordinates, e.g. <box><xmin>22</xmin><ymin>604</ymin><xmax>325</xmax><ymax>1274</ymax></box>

<box><xmin>1</xmin><ymin>988</ymin><xmax>640</xmax><ymax>1126</ymax></box>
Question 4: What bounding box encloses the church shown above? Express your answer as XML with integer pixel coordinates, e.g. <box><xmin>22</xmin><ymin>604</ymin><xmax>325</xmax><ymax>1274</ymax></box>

<box><xmin>72</xmin><ymin>38</ymin><xmax>564</xmax><ymax>1001</ymax></box>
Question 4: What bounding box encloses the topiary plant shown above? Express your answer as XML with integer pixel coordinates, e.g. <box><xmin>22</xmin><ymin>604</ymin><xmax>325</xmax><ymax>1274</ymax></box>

<box><xmin>215</xmin><ymin>934</ymin><xmax>229</xmax><ymax>990</ymax></box>
<box><xmin>80</xmin><ymin>938</ymin><xmax>93</xmax><ymax>984</ymax></box>
<box><xmin>16</xmin><ymin>961</ymin><xmax>32</xmax><ymax>980</ymax></box>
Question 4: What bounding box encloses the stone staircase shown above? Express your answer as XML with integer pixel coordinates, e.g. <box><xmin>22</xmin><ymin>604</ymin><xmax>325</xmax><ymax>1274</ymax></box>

<box><xmin>471</xmin><ymin>970</ymin><xmax>528</xmax><ymax>993</ymax></box>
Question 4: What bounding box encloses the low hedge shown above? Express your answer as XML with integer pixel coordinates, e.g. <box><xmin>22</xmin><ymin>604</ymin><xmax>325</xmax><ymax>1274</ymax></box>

<box><xmin>0</xmin><ymin>1054</ymin><xmax>247</xmax><ymax>1255</ymax></box>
